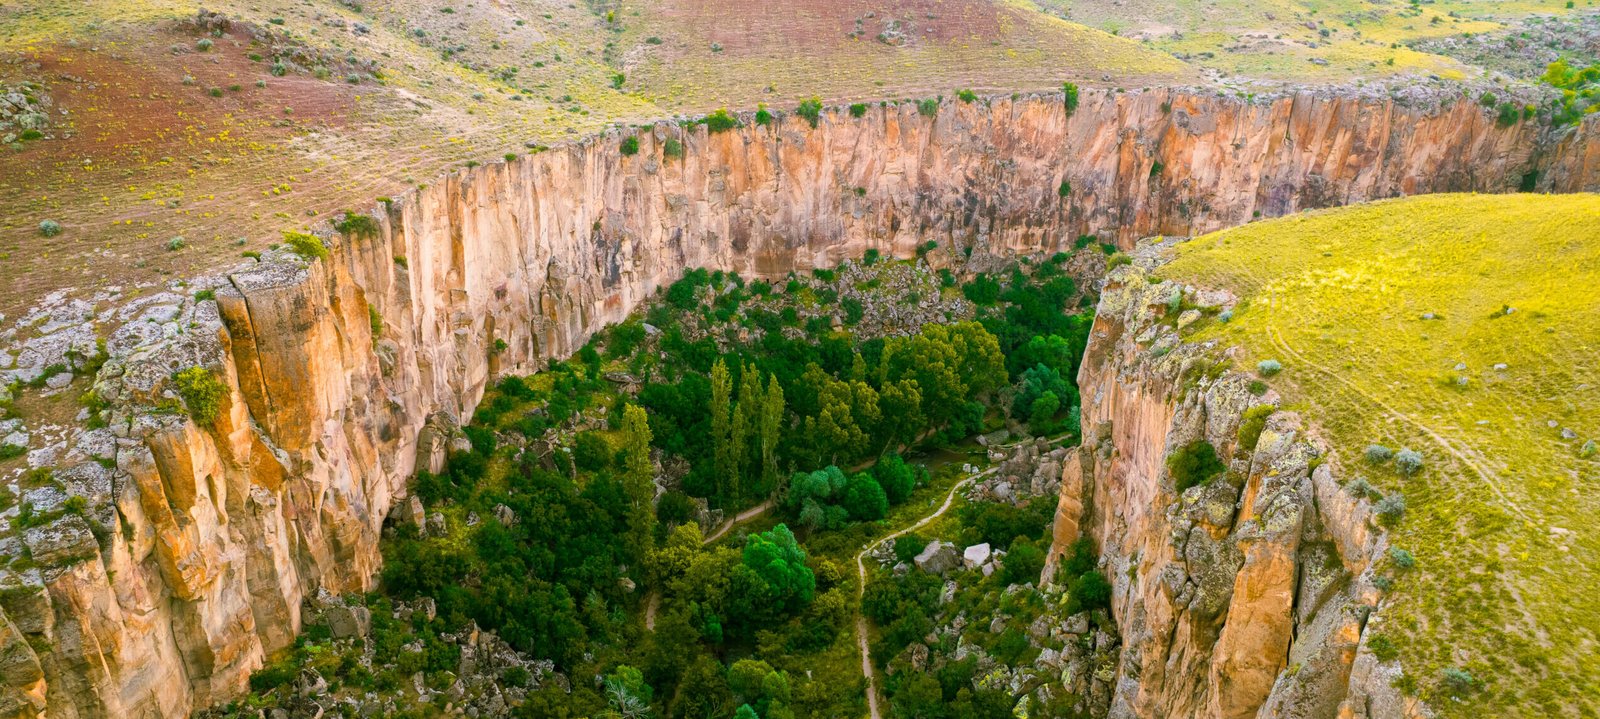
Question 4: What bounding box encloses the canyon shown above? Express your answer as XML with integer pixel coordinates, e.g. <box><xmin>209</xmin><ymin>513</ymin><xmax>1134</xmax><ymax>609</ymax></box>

<box><xmin>1</xmin><ymin>87</ymin><xmax>1598</xmax><ymax>718</ymax></box>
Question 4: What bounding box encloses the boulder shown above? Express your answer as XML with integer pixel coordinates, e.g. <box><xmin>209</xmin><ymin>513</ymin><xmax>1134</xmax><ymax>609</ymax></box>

<box><xmin>963</xmin><ymin>543</ymin><xmax>992</xmax><ymax>569</ymax></box>
<box><xmin>21</xmin><ymin>514</ymin><xmax>98</xmax><ymax>567</ymax></box>
<box><xmin>914</xmin><ymin>541</ymin><xmax>959</xmax><ymax>574</ymax></box>
<box><xmin>325</xmin><ymin>604</ymin><xmax>372</xmax><ymax>639</ymax></box>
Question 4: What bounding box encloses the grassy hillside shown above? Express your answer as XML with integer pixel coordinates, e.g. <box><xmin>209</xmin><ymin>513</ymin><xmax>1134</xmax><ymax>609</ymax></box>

<box><xmin>0</xmin><ymin>0</ymin><xmax>1191</xmax><ymax>318</ymax></box>
<box><xmin>1031</xmin><ymin>0</ymin><xmax>1590</xmax><ymax>82</ymax></box>
<box><xmin>1161</xmin><ymin>193</ymin><xmax>1600</xmax><ymax>716</ymax></box>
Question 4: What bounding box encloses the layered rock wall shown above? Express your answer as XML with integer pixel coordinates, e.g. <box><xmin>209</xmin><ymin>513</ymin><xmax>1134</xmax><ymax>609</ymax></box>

<box><xmin>1</xmin><ymin>88</ymin><xmax>1596</xmax><ymax>718</ymax></box>
<box><xmin>1047</xmin><ymin>259</ymin><xmax>1419</xmax><ymax>719</ymax></box>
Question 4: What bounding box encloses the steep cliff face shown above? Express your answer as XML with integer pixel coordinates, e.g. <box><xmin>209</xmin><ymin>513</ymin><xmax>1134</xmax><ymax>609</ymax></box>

<box><xmin>0</xmin><ymin>88</ymin><xmax>1595</xmax><ymax>718</ymax></box>
<box><xmin>1047</xmin><ymin>257</ymin><xmax>1417</xmax><ymax>719</ymax></box>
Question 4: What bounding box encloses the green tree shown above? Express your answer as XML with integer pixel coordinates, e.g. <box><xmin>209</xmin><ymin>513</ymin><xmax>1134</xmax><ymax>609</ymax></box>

<box><xmin>1001</xmin><ymin>537</ymin><xmax>1045</xmax><ymax>586</ymax></box>
<box><xmin>621</xmin><ymin>405</ymin><xmax>657</xmax><ymax>557</ymax></box>
<box><xmin>841</xmin><ymin>473</ymin><xmax>888</xmax><ymax>522</ymax></box>
<box><xmin>759</xmin><ymin>375</ymin><xmax>785</xmax><ymax>491</ymax></box>
<box><xmin>711</xmin><ymin>358</ymin><xmax>737</xmax><ymax>505</ymax></box>
<box><xmin>742</xmin><ymin>524</ymin><xmax>815</xmax><ymax>609</ymax></box>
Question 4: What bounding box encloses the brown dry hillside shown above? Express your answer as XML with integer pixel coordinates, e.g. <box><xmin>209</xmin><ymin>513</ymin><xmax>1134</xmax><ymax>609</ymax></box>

<box><xmin>0</xmin><ymin>0</ymin><xmax>1192</xmax><ymax>319</ymax></box>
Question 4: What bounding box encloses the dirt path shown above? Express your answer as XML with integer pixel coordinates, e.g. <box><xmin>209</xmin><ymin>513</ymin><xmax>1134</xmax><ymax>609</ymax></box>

<box><xmin>854</xmin><ymin>466</ymin><xmax>997</xmax><ymax>719</ymax></box>
<box><xmin>1268</xmin><ymin>328</ymin><xmax>1532</xmax><ymax>523</ymax></box>
<box><xmin>645</xmin><ymin>499</ymin><xmax>776</xmax><ymax>630</ymax></box>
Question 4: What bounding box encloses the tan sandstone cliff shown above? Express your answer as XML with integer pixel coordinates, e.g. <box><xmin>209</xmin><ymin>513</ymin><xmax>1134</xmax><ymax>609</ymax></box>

<box><xmin>0</xmin><ymin>88</ymin><xmax>1596</xmax><ymax>718</ymax></box>
<box><xmin>1047</xmin><ymin>255</ymin><xmax>1419</xmax><ymax>719</ymax></box>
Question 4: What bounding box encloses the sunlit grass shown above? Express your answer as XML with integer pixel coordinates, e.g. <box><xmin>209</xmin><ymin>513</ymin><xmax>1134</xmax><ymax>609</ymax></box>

<box><xmin>1162</xmin><ymin>193</ymin><xmax>1600</xmax><ymax>716</ymax></box>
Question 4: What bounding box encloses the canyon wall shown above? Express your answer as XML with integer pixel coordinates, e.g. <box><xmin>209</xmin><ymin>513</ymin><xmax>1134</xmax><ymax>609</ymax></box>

<box><xmin>1046</xmin><ymin>257</ymin><xmax>1414</xmax><ymax>719</ymax></box>
<box><xmin>1</xmin><ymin>88</ymin><xmax>1597</xmax><ymax>718</ymax></box>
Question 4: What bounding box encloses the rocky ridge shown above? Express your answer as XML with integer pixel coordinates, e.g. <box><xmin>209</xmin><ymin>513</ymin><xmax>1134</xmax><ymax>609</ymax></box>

<box><xmin>1045</xmin><ymin>250</ymin><xmax>1415</xmax><ymax>719</ymax></box>
<box><xmin>0</xmin><ymin>88</ymin><xmax>1598</xmax><ymax>718</ymax></box>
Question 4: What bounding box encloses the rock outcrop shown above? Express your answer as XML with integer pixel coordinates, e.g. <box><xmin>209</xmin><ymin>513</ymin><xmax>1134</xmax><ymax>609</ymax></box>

<box><xmin>1045</xmin><ymin>256</ymin><xmax>1420</xmax><ymax>719</ymax></box>
<box><xmin>1</xmin><ymin>88</ymin><xmax>1596</xmax><ymax>718</ymax></box>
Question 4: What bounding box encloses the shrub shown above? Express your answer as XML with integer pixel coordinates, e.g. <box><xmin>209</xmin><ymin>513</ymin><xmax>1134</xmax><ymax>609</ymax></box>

<box><xmin>1388</xmin><ymin>546</ymin><xmax>1416</xmax><ymax>569</ymax></box>
<box><xmin>704</xmin><ymin>108</ymin><xmax>739</xmax><ymax>133</ymax></box>
<box><xmin>1062</xmin><ymin>82</ymin><xmax>1079</xmax><ymax>115</ymax></box>
<box><xmin>165</xmin><ymin>236</ymin><xmax>187</xmax><ymax>251</ymax></box>
<box><xmin>1440</xmin><ymin>668</ymin><xmax>1475</xmax><ymax>697</ymax></box>
<box><xmin>1057</xmin><ymin>180</ymin><xmax>1071</xmax><ymax>197</ymax></box>
<box><xmin>38</xmin><ymin>220</ymin><xmax>61</xmax><ymax>237</ymax></box>
<box><xmin>1002</xmin><ymin>537</ymin><xmax>1045</xmax><ymax>586</ymax></box>
<box><xmin>610</xmin><ymin>72</ymin><xmax>625</xmax><ymax>89</ymax></box>
<box><xmin>504</xmin><ymin>152</ymin><xmax>517</xmax><ymax>162</ymax></box>
<box><xmin>796</xmin><ymin>97</ymin><xmax>823</xmax><ymax>128</ymax></box>
<box><xmin>208</xmin><ymin>87</ymin><xmax>223</xmax><ymax>97</ymax></box>
<box><xmin>620</xmin><ymin>136</ymin><xmax>639</xmax><ymax>155</ymax></box>
<box><xmin>0</xmin><ymin>444</ymin><xmax>24</xmax><ymax>461</ymax></box>
<box><xmin>270</xmin><ymin>61</ymin><xmax>288</xmax><ymax>77</ymax></box>
<box><xmin>195</xmin><ymin>289</ymin><xmax>216</xmax><ymax>302</ymax></box>
<box><xmin>754</xmin><ymin>103</ymin><xmax>772</xmax><ymax>126</ymax></box>
<box><xmin>1256</xmin><ymin>359</ymin><xmax>1283</xmax><ymax>376</ymax></box>
<box><xmin>663</xmin><ymin>137</ymin><xmax>684</xmax><ymax>158</ymax></box>
<box><xmin>1393</xmin><ymin>448</ymin><xmax>1424</xmax><ymax>475</ymax></box>
<box><xmin>1374</xmin><ymin>493</ymin><xmax>1406</xmax><ymax>527</ymax></box>
<box><xmin>961</xmin><ymin>274</ymin><xmax>1001</xmax><ymax>305</ymax></box>
<box><xmin>862</xmin><ymin>248</ymin><xmax>880</xmax><ymax>265</ymax></box>
<box><xmin>1345</xmin><ymin>477</ymin><xmax>1374</xmax><ymax>498</ymax></box>
<box><xmin>335</xmin><ymin>211</ymin><xmax>380</xmax><ymax>240</ymax></box>
<box><xmin>282</xmin><ymin>231</ymin><xmax>329</xmax><ymax>261</ymax></box>
<box><xmin>956</xmin><ymin>89</ymin><xmax>977</xmax><ymax>103</ymax></box>
<box><xmin>1065</xmin><ymin>570</ymin><xmax>1110</xmax><ymax>614</ymax></box>
<box><xmin>1247</xmin><ymin>380</ymin><xmax>1267</xmax><ymax>396</ymax></box>
<box><xmin>848</xmin><ymin>103</ymin><xmax>867</xmax><ymax>118</ymax></box>
<box><xmin>1364</xmin><ymin>444</ymin><xmax>1394</xmax><ymax>464</ymax></box>
<box><xmin>368</xmin><ymin>305</ymin><xmax>383</xmax><ymax>340</ymax></box>
<box><xmin>196</xmin><ymin>38</ymin><xmax>213</xmax><ymax>52</ymax></box>
<box><xmin>573</xmin><ymin>431</ymin><xmax>612</xmax><ymax>471</ymax></box>
<box><xmin>1235</xmin><ymin>405</ymin><xmax>1276</xmax><ymax>452</ymax></box>
<box><xmin>1166</xmin><ymin>440</ymin><xmax>1224</xmax><ymax>493</ymax></box>
<box><xmin>892</xmin><ymin>534</ymin><xmax>928</xmax><ymax>564</ymax></box>
<box><xmin>1368</xmin><ymin>634</ymin><xmax>1399</xmax><ymax>661</ymax></box>
<box><xmin>1106</xmin><ymin>253</ymin><xmax>1132</xmax><ymax>270</ymax></box>
<box><xmin>1149</xmin><ymin>160</ymin><xmax>1164</xmax><ymax>177</ymax></box>
<box><xmin>173</xmin><ymin>367</ymin><xmax>226</xmax><ymax>426</ymax></box>
<box><xmin>917</xmin><ymin>97</ymin><xmax>939</xmax><ymax>117</ymax></box>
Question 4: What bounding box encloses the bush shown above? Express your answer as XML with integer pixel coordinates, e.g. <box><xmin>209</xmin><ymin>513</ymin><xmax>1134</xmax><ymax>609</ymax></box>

<box><xmin>620</xmin><ymin>136</ymin><xmax>639</xmax><ymax>155</ymax></box>
<box><xmin>961</xmin><ymin>274</ymin><xmax>1001</xmax><ymax>305</ymax></box>
<box><xmin>1440</xmin><ymin>668</ymin><xmax>1475</xmax><ymax>697</ymax></box>
<box><xmin>754</xmin><ymin>104</ymin><xmax>772</xmax><ymax>126</ymax></box>
<box><xmin>573</xmin><ymin>431</ymin><xmax>612</xmax><ymax>471</ymax></box>
<box><xmin>917</xmin><ymin>98</ymin><xmax>939</xmax><ymax>117</ymax></box>
<box><xmin>704</xmin><ymin>108</ymin><xmax>739</xmax><ymax>133</ymax></box>
<box><xmin>1364</xmin><ymin>444</ymin><xmax>1394</xmax><ymax>464</ymax></box>
<box><xmin>796</xmin><ymin>97</ymin><xmax>823</xmax><ymax>128</ymax></box>
<box><xmin>1062</xmin><ymin>82</ymin><xmax>1079</xmax><ymax>115</ymax></box>
<box><xmin>1375</xmin><ymin>493</ymin><xmax>1406</xmax><ymax>527</ymax></box>
<box><xmin>283</xmin><ymin>231</ymin><xmax>329</xmax><ymax>261</ymax></box>
<box><xmin>38</xmin><ymin>220</ymin><xmax>61</xmax><ymax>237</ymax></box>
<box><xmin>335</xmin><ymin>211</ymin><xmax>380</xmax><ymax>240</ymax></box>
<box><xmin>1001</xmin><ymin>537</ymin><xmax>1044</xmax><ymax>586</ymax></box>
<box><xmin>1235</xmin><ymin>405</ymin><xmax>1275</xmax><ymax>452</ymax></box>
<box><xmin>165</xmin><ymin>236</ymin><xmax>187</xmax><ymax>251</ymax></box>
<box><xmin>173</xmin><ymin>367</ymin><xmax>227</xmax><ymax>426</ymax></box>
<box><xmin>892</xmin><ymin>533</ymin><xmax>928</xmax><ymax>564</ymax></box>
<box><xmin>849</xmin><ymin>103</ymin><xmax>867</xmax><ymax>118</ymax></box>
<box><xmin>1388</xmin><ymin>546</ymin><xmax>1415</xmax><ymax>569</ymax></box>
<box><xmin>1106</xmin><ymin>253</ymin><xmax>1132</xmax><ymax>270</ymax></box>
<box><xmin>196</xmin><ymin>38</ymin><xmax>214</xmax><ymax>52</ymax></box>
<box><xmin>1166</xmin><ymin>440</ymin><xmax>1224</xmax><ymax>493</ymax></box>
<box><xmin>1256</xmin><ymin>359</ymin><xmax>1282</xmax><ymax>376</ymax></box>
<box><xmin>956</xmin><ymin>89</ymin><xmax>977</xmax><ymax>103</ymax></box>
<box><xmin>663</xmin><ymin>137</ymin><xmax>684</xmax><ymax>158</ymax></box>
<box><xmin>1368</xmin><ymin>633</ymin><xmax>1399</xmax><ymax>661</ymax></box>
<box><xmin>1057</xmin><ymin>180</ymin><xmax>1071</xmax><ymax>197</ymax></box>
<box><xmin>1393</xmin><ymin>448</ymin><xmax>1424</xmax><ymax>475</ymax></box>
<box><xmin>1065</xmin><ymin>570</ymin><xmax>1110</xmax><ymax>614</ymax></box>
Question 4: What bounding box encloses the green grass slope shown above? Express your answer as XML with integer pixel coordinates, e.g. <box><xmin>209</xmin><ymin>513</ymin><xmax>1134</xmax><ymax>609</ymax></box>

<box><xmin>1162</xmin><ymin>193</ymin><xmax>1600</xmax><ymax>716</ymax></box>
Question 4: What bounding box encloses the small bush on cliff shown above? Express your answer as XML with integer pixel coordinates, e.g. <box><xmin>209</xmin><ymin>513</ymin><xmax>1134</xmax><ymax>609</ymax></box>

<box><xmin>1062</xmin><ymin>82</ymin><xmax>1079</xmax><ymax>116</ymax></box>
<box><xmin>173</xmin><ymin>367</ymin><xmax>226</xmax><ymax>426</ymax></box>
<box><xmin>620</xmin><ymin>136</ymin><xmax>639</xmax><ymax>155</ymax></box>
<box><xmin>1167</xmin><ymin>440</ymin><xmax>1224</xmax><ymax>492</ymax></box>
<box><xmin>849</xmin><ymin>102</ymin><xmax>867</xmax><ymax>118</ymax></box>
<box><xmin>283</xmin><ymin>231</ymin><xmax>329</xmax><ymax>261</ymax></box>
<box><xmin>917</xmin><ymin>97</ymin><xmax>939</xmax><ymax>117</ymax></box>
<box><xmin>335</xmin><ymin>211</ymin><xmax>380</xmax><ymax>241</ymax></box>
<box><xmin>754</xmin><ymin>103</ymin><xmax>773</xmax><ymax>126</ymax></box>
<box><xmin>797</xmin><ymin>96</ymin><xmax>823</xmax><ymax>128</ymax></box>
<box><xmin>1375</xmin><ymin>492</ymin><xmax>1407</xmax><ymax>527</ymax></box>
<box><xmin>1235</xmin><ymin>404</ymin><xmax>1276</xmax><ymax>452</ymax></box>
<box><xmin>1065</xmin><ymin>569</ymin><xmax>1111</xmax><ymax>614</ymax></box>
<box><xmin>704</xmin><ymin>108</ymin><xmax>739</xmax><ymax>133</ymax></box>
<box><xmin>662</xmin><ymin>137</ymin><xmax>684</xmax><ymax>159</ymax></box>
<box><xmin>1057</xmin><ymin>180</ymin><xmax>1071</xmax><ymax>198</ymax></box>
<box><xmin>957</xmin><ymin>89</ymin><xmax>977</xmax><ymax>104</ymax></box>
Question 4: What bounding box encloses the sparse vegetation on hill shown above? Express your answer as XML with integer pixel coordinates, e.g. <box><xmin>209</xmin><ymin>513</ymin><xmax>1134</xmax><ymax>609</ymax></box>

<box><xmin>1163</xmin><ymin>193</ymin><xmax>1600</xmax><ymax>717</ymax></box>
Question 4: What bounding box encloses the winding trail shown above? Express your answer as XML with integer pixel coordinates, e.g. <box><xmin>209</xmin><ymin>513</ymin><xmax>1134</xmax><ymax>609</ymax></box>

<box><xmin>645</xmin><ymin>499</ymin><xmax>776</xmax><ymax>630</ymax></box>
<box><xmin>854</xmin><ymin>466</ymin><xmax>998</xmax><ymax>719</ymax></box>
